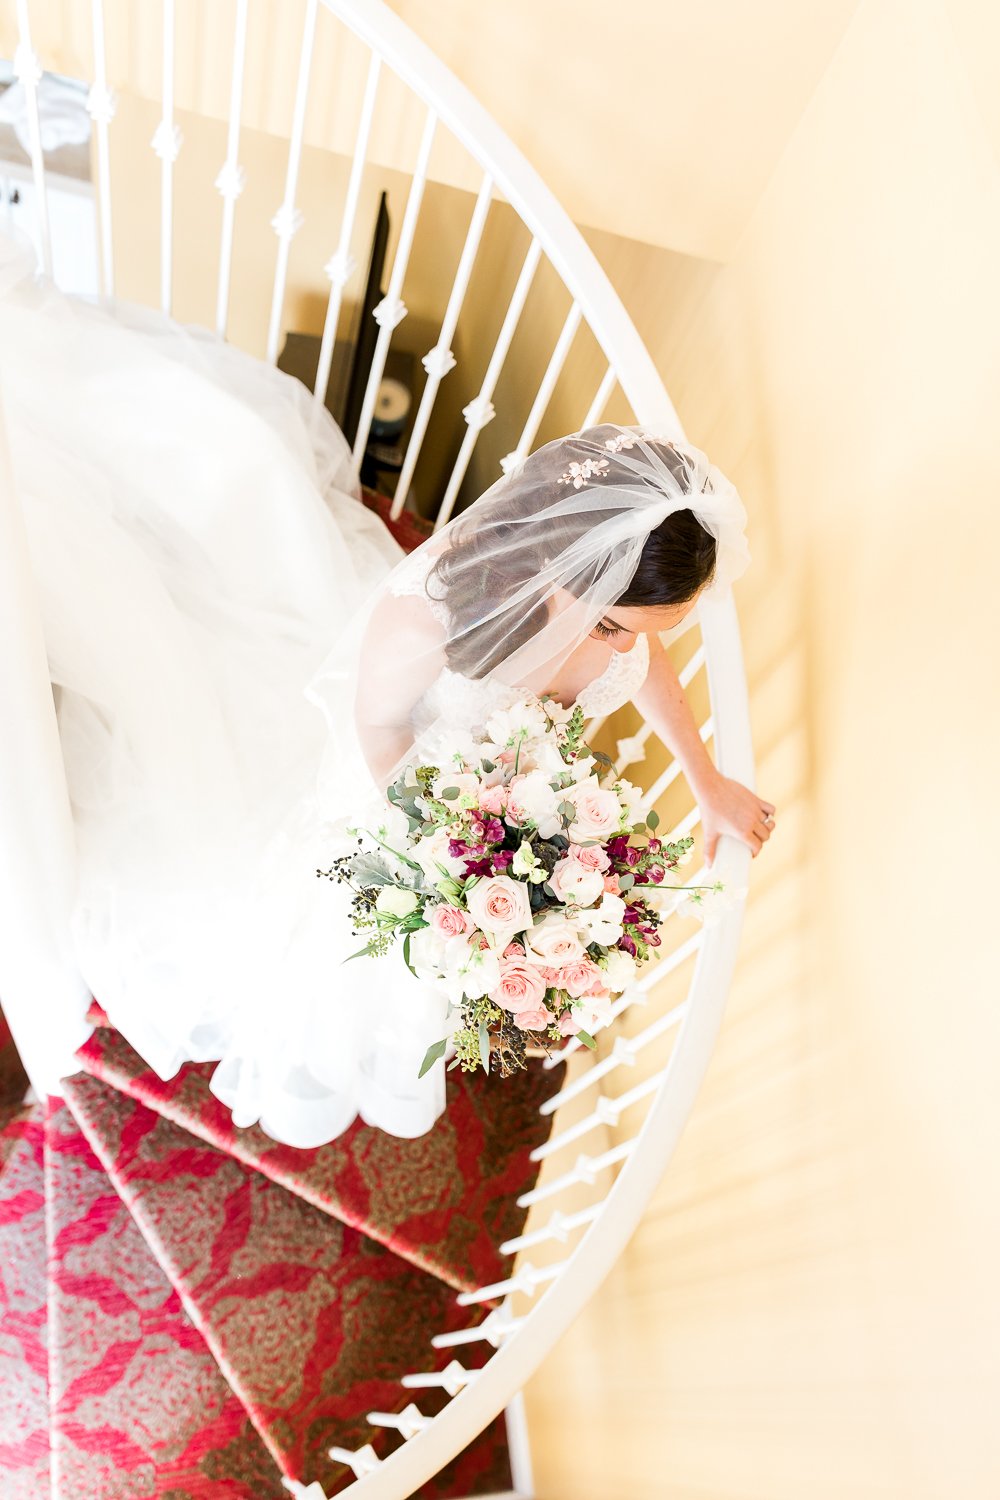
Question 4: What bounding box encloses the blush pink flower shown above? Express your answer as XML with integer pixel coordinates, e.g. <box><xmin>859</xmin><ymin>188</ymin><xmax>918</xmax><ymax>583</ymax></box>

<box><xmin>513</xmin><ymin>1004</ymin><xmax>556</xmax><ymax>1033</ymax></box>
<box><xmin>466</xmin><ymin>874</ymin><xmax>533</xmax><ymax>941</ymax></box>
<box><xmin>570</xmin><ymin>843</ymin><xmax>610</xmax><ymax>873</ymax></box>
<box><xmin>603</xmin><ymin>873</ymin><xmax>621</xmax><ymax>895</ymax></box>
<box><xmin>429</xmin><ymin>903</ymin><xmax>473</xmax><ymax>939</ymax></box>
<box><xmin>565</xmin><ymin>782</ymin><xmax>623</xmax><ymax>842</ymax></box>
<box><xmin>557</xmin><ymin>1010</ymin><xmax>581</xmax><ymax>1036</ymax></box>
<box><xmin>490</xmin><ymin>958</ymin><xmax>547</xmax><ymax>1015</ymax></box>
<box><xmin>502</xmin><ymin>940</ymin><xmax>526</xmax><ymax>960</ymax></box>
<box><xmin>478</xmin><ymin>784</ymin><xmax>509</xmax><ymax>816</ymax></box>
<box><xmin>556</xmin><ymin>957</ymin><xmax>605</xmax><ymax>998</ymax></box>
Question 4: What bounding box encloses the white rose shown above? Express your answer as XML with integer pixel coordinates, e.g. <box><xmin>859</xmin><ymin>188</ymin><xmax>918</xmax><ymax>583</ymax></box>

<box><xmin>506</xmin><ymin>769</ymin><xmax>563</xmax><ymax>838</ymax></box>
<box><xmin>523</xmin><ymin>912</ymin><xmax>585</xmax><ymax>966</ymax></box>
<box><xmin>375</xmin><ymin>886</ymin><xmax>420</xmax><ymax>919</ymax></box>
<box><xmin>564</xmin><ymin>779</ymin><xmax>625</xmax><ymax>842</ymax></box>
<box><xmin>575</xmin><ymin>892</ymin><xmax>626</xmax><ymax>946</ymax></box>
<box><xmin>407</xmin><ymin>925</ymin><xmax>447</xmax><ymax>980</ymax></box>
<box><xmin>413</xmin><ymin>828</ymin><xmax>467</xmax><ymax>885</ymax></box>
<box><xmin>465</xmin><ymin>874</ymin><xmax>534</xmax><ymax>943</ymax></box>
<box><xmin>602</xmin><ymin>947</ymin><xmax>637</xmax><ymax>991</ymax></box>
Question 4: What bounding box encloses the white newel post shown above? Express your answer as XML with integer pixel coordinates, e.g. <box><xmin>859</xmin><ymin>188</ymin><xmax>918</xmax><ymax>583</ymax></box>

<box><xmin>0</xmin><ymin>389</ymin><xmax>92</xmax><ymax>1098</ymax></box>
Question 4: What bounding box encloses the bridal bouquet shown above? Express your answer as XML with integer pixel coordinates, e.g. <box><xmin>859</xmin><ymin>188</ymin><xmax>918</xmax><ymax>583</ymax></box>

<box><xmin>321</xmin><ymin>695</ymin><xmax>737</xmax><ymax>1079</ymax></box>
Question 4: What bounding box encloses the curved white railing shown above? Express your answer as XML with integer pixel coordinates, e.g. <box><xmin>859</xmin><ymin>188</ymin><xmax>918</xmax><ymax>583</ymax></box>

<box><xmin>0</xmin><ymin>3</ymin><xmax>756</xmax><ymax>1494</ymax></box>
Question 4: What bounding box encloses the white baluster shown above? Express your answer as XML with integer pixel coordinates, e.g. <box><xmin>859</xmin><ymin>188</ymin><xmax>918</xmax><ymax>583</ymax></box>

<box><xmin>314</xmin><ymin>50</ymin><xmax>382</xmax><ymax>409</ymax></box>
<box><xmin>88</xmin><ymin>0</ymin><xmax>116</xmax><ymax>296</ymax></box>
<box><xmin>640</xmin><ymin>717</ymin><xmax>713</xmax><ymax>807</ymax></box>
<box><xmin>389</xmin><ymin>169</ymin><xmax>494</xmax><ymax>519</ymax></box>
<box><xmin>543</xmin><ymin>982</ymin><xmax>649</xmax><ymax>1069</ymax></box>
<box><xmin>455</xmin><ymin>1258</ymin><xmax>565</xmax><ymax>1307</ymax></box>
<box><xmin>350</xmin><ymin>105</ymin><xmax>438</xmax><ymax>469</ymax></box>
<box><xmin>517</xmin><ymin>1138</ymin><xmax>637</xmax><ymax>1209</ymax></box>
<box><xmin>499</xmin><ymin>300</ymin><xmax>583</xmax><ymax>474</ymax></box>
<box><xmin>431</xmin><ymin>1305</ymin><xmax>522</xmax><ymax>1349</ymax></box>
<box><xmin>327</xmin><ymin>1443</ymin><xmax>381</xmax><ymax>1478</ymax></box>
<box><xmin>14</xmin><ymin>0</ymin><xmax>51</xmax><ymax>275</ymax></box>
<box><xmin>402</xmin><ymin>1359</ymin><xmax>477</xmax><ymax>1395</ymax></box>
<box><xmin>280</xmin><ymin>1478</ymin><xmax>328</xmax><ymax>1499</ymax></box>
<box><xmin>530</xmin><ymin>1072</ymin><xmax>665</xmax><ymax>1162</ymax></box>
<box><xmin>151</xmin><ymin>0</ymin><xmax>182</xmax><ymax>316</ymax></box>
<box><xmin>541</xmin><ymin>1000</ymin><xmax>689</xmax><ymax>1116</ymax></box>
<box><xmin>582</xmin><ymin>364</ymin><xmax>619</xmax><ymax>429</ymax></box>
<box><xmin>366</xmin><ymin>1403</ymin><xmax>429</xmax><ymax>1439</ymax></box>
<box><xmin>434</xmin><ymin>235</ymin><xmax>543</xmax><ymax>529</ymax></box>
<box><xmin>214</xmin><ymin>0</ymin><xmax>249</xmax><ymax>336</ymax></box>
<box><xmin>267</xmin><ymin>0</ymin><xmax>318</xmax><ymax>362</ymax></box>
<box><xmin>500</xmin><ymin>1200</ymin><xmax>601</xmax><ymax>1256</ymax></box>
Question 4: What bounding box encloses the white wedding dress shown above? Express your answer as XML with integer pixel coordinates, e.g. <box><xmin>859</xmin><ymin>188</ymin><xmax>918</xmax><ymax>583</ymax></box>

<box><xmin>0</xmin><ymin>228</ymin><xmax>657</xmax><ymax>1148</ymax></box>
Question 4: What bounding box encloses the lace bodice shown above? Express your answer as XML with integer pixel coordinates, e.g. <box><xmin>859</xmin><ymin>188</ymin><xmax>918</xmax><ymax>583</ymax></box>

<box><xmin>387</xmin><ymin>546</ymin><xmax>651</xmax><ymax>738</ymax></box>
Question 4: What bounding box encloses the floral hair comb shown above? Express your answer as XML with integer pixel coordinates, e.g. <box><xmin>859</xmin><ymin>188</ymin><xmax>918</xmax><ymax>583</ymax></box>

<box><xmin>556</xmin><ymin>430</ymin><xmax>662</xmax><ymax>489</ymax></box>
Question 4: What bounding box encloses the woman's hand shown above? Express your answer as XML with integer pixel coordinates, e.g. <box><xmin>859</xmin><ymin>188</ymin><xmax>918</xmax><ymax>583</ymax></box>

<box><xmin>696</xmin><ymin>770</ymin><xmax>776</xmax><ymax>866</ymax></box>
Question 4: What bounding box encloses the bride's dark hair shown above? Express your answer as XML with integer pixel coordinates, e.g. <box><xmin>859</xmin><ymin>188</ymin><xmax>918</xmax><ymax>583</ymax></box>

<box><xmin>427</xmin><ymin>425</ymin><xmax>718</xmax><ymax>676</ymax></box>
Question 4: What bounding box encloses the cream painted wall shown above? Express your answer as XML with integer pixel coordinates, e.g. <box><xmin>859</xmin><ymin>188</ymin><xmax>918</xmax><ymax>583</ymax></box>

<box><xmin>0</xmin><ymin>0</ymin><xmax>861</xmax><ymax>258</ymax></box>
<box><xmin>523</xmin><ymin>1</ymin><xmax>1000</xmax><ymax>1495</ymax></box>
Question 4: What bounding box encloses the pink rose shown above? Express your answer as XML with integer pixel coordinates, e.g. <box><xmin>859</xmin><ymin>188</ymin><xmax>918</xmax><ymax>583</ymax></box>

<box><xmin>556</xmin><ymin>957</ymin><xmax>605</xmax><ymax>997</ymax></box>
<box><xmin>429</xmin><ymin>904</ymin><xmax>473</xmax><ymax>939</ymax></box>
<box><xmin>466</xmin><ymin>874</ymin><xmax>533</xmax><ymax>941</ymax></box>
<box><xmin>513</xmin><ymin>1004</ymin><xmax>555</xmax><ymax>1033</ymax></box>
<box><xmin>603</xmin><ymin>873</ymin><xmax>621</xmax><ymax>895</ymax></box>
<box><xmin>571</xmin><ymin>843</ymin><xmax>610</xmax><ymax>873</ymax></box>
<box><xmin>549</xmin><ymin>849</ymin><xmax>606</xmax><ymax>906</ymax></box>
<box><xmin>557</xmin><ymin>1010</ymin><xmax>581</xmax><ymax>1036</ymax></box>
<box><xmin>490</xmin><ymin>958</ymin><xmax>547</xmax><ymax>1015</ymax></box>
<box><xmin>565</xmin><ymin>782</ymin><xmax>624</xmax><ymax>842</ymax></box>
<box><xmin>478</xmin><ymin>784</ymin><xmax>509</xmax><ymax>816</ymax></box>
<box><xmin>502</xmin><ymin>940</ymin><xmax>526</xmax><ymax>960</ymax></box>
<box><xmin>523</xmin><ymin>913</ymin><xmax>584</xmax><ymax>966</ymax></box>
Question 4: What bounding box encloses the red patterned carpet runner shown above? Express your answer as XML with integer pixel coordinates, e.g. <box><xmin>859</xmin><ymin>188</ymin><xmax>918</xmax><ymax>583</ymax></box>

<box><xmin>62</xmin><ymin>1072</ymin><xmax>514</xmax><ymax>1495</ymax></box>
<box><xmin>77</xmin><ymin>1016</ymin><xmax>564</xmax><ymax>1295</ymax></box>
<box><xmin>0</xmin><ymin>1107</ymin><xmax>50</xmax><ymax>1498</ymax></box>
<box><xmin>45</xmin><ymin>1095</ymin><xmax>282</xmax><ymax>1495</ymax></box>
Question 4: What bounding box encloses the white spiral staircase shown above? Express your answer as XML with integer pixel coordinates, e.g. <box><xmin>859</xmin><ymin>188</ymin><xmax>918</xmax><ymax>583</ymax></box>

<box><xmin>0</xmin><ymin>2</ymin><xmax>755</xmax><ymax>1495</ymax></box>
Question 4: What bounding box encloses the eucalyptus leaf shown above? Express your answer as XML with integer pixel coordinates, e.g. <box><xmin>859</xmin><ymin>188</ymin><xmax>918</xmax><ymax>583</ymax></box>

<box><xmin>646</xmin><ymin>810</ymin><xmax>660</xmax><ymax>830</ymax></box>
<box><xmin>617</xmin><ymin>872</ymin><xmax>635</xmax><ymax>891</ymax></box>
<box><xmin>418</xmin><ymin>1038</ymin><xmax>449</xmax><ymax>1078</ymax></box>
<box><xmin>576</xmin><ymin>1029</ymin><xmax>598</xmax><ymax>1051</ymax></box>
<box><xmin>440</xmin><ymin>786</ymin><xmax>460</xmax><ymax>800</ymax></box>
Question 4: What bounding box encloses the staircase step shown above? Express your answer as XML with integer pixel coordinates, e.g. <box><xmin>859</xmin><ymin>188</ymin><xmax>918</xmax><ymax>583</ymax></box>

<box><xmin>62</xmin><ymin>1073</ymin><xmax>513</xmax><ymax>1494</ymax></box>
<box><xmin>0</xmin><ymin>1106</ymin><xmax>50</xmax><ymax>1498</ymax></box>
<box><xmin>45</xmin><ymin>1096</ymin><xmax>285</xmax><ymax>1498</ymax></box>
<box><xmin>75</xmin><ymin>1018</ymin><xmax>564</xmax><ymax>1295</ymax></box>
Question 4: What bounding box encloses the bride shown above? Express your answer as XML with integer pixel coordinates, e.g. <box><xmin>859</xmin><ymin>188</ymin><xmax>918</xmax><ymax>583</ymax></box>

<box><xmin>0</xmin><ymin>226</ymin><xmax>774</xmax><ymax>1148</ymax></box>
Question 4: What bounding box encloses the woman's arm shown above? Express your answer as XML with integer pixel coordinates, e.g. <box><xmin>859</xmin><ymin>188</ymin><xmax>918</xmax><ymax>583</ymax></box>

<box><xmin>633</xmin><ymin>631</ymin><xmax>776</xmax><ymax>865</ymax></box>
<box><xmin>354</xmin><ymin>592</ymin><xmax>446</xmax><ymax>787</ymax></box>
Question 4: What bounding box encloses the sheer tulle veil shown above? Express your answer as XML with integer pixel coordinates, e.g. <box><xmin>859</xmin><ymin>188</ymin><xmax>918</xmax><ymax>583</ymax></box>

<box><xmin>305</xmin><ymin>422</ymin><xmax>752</xmax><ymax>828</ymax></box>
